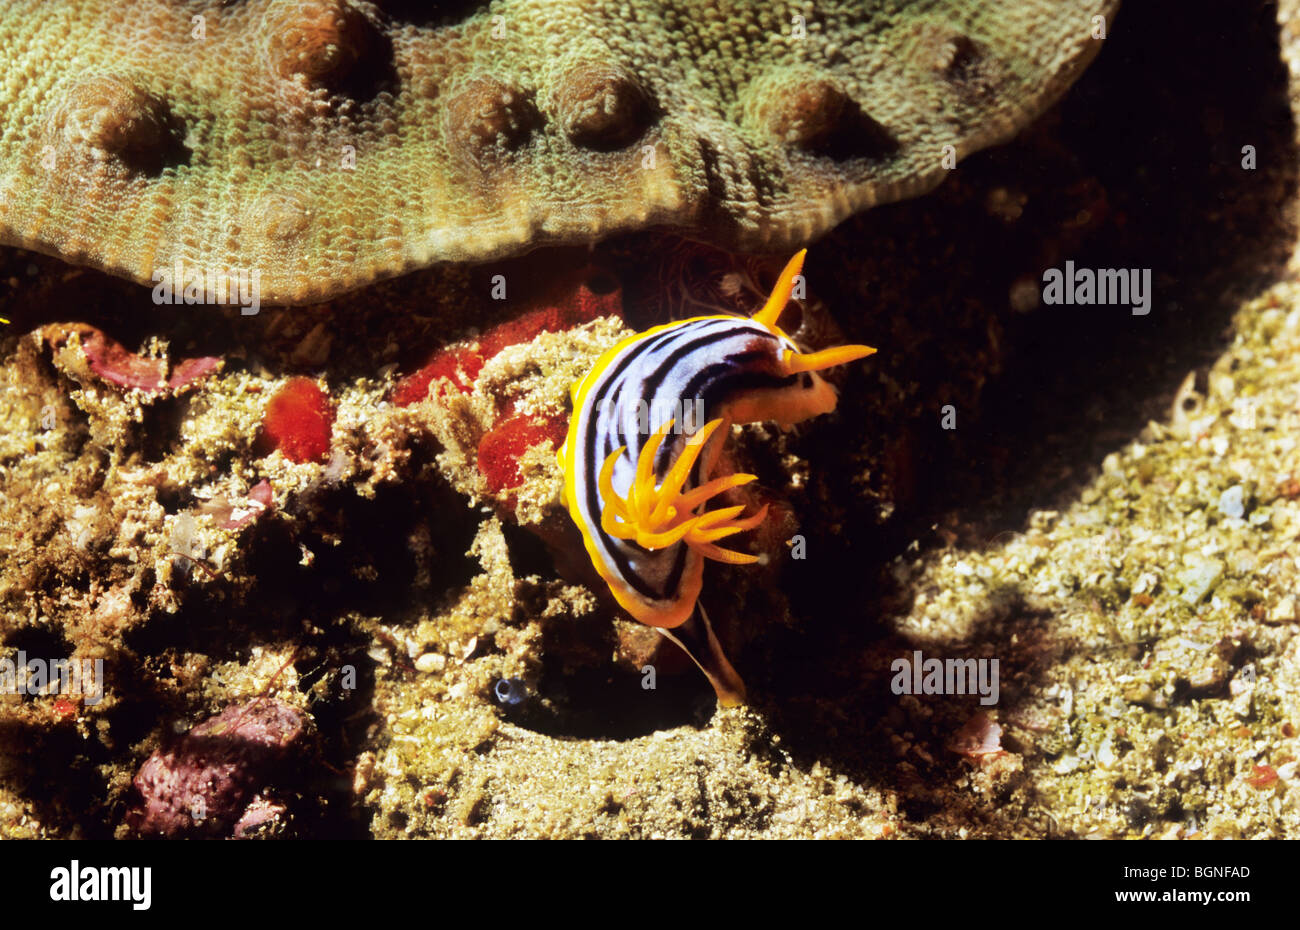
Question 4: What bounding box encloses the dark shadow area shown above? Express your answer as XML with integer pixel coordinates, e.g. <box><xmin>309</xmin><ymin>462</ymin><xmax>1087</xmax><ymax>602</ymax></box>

<box><xmin>517</xmin><ymin>662</ymin><xmax>718</xmax><ymax>740</ymax></box>
<box><xmin>125</xmin><ymin>469</ymin><xmax>481</xmax><ymax>664</ymax></box>
<box><xmin>814</xmin><ymin>96</ymin><xmax>900</xmax><ymax>162</ymax></box>
<box><xmin>740</xmin><ymin>0</ymin><xmax>1297</xmax><ymax>820</ymax></box>
<box><xmin>0</xmin><ymin>626</ymin><xmax>115</xmax><ymax>837</ymax></box>
<box><xmin>375</xmin><ymin>0</ymin><xmax>494</xmax><ymax>29</ymax></box>
<box><xmin>335</xmin><ymin>11</ymin><xmax>401</xmax><ymax>106</ymax></box>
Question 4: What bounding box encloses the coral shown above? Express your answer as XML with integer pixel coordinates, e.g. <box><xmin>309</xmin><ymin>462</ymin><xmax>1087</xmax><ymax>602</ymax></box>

<box><xmin>391</xmin><ymin>343</ymin><xmax>481</xmax><ymax>404</ymax></box>
<box><xmin>392</xmin><ymin>274</ymin><xmax>626</xmax><ymax>532</ymax></box>
<box><xmin>205</xmin><ymin>479</ymin><xmax>275</xmax><ymax>531</ymax></box>
<box><xmin>127</xmin><ymin>699</ymin><xmax>314</xmax><ymax>839</ymax></box>
<box><xmin>0</xmin><ymin>0</ymin><xmax>1115</xmax><ymax>303</ymax></box>
<box><xmin>38</xmin><ymin>323</ymin><xmax>220</xmax><ymax>394</ymax></box>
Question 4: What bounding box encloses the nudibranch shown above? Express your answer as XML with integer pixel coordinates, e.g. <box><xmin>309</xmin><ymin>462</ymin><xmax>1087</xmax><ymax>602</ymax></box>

<box><xmin>557</xmin><ymin>250</ymin><xmax>876</xmax><ymax>706</ymax></box>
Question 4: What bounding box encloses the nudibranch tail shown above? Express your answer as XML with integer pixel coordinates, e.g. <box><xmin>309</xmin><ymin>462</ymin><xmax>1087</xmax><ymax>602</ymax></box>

<box><xmin>597</xmin><ymin>417</ymin><xmax>767</xmax><ymax>563</ymax></box>
<box><xmin>659</xmin><ymin>605</ymin><xmax>748</xmax><ymax>708</ymax></box>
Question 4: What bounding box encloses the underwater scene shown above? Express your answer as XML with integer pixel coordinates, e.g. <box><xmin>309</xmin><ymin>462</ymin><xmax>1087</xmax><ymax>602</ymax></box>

<box><xmin>0</xmin><ymin>0</ymin><xmax>1296</xmax><ymax>860</ymax></box>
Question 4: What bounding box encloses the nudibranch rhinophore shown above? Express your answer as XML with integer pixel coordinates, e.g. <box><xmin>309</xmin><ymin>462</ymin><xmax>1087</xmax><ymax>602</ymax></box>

<box><xmin>558</xmin><ymin>250</ymin><xmax>876</xmax><ymax>706</ymax></box>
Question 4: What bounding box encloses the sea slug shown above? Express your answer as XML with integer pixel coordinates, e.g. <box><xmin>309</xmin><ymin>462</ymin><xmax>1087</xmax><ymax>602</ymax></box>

<box><xmin>558</xmin><ymin>250</ymin><xmax>875</xmax><ymax>704</ymax></box>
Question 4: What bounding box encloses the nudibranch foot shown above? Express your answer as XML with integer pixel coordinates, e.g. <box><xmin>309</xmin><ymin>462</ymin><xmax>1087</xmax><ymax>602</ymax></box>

<box><xmin>658</xmin><ymin>606</ymin><xmax>748</xmax><ymax>708</ymax></box>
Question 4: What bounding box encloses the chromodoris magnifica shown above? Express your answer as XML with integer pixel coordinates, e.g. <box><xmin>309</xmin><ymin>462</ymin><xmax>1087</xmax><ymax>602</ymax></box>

<box><xmin>558</xmin><ymin>250</ymin><xmax>875</xmax><ymax>704</ymax></box>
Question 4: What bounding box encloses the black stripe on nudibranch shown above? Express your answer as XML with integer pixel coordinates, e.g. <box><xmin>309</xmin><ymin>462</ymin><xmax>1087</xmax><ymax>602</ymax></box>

<box><xmin>636</xmin><ymin>326</ymin><xmax>774</xmax><ymax>417</ymax></box>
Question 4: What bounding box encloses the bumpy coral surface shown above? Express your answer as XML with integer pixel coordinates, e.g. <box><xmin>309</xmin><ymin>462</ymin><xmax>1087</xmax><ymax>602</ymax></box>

<box><xmin>0</xmin><ymin>0</ymin><xmax>1114</xmax><ymax>303</ymax></box>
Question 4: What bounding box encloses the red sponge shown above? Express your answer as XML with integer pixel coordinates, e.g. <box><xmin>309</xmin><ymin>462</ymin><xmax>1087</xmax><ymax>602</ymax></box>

<box><xmin>261</xmin><ymin>378</ymin><xmax>335</xmax><ymax>463</ymax></box>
